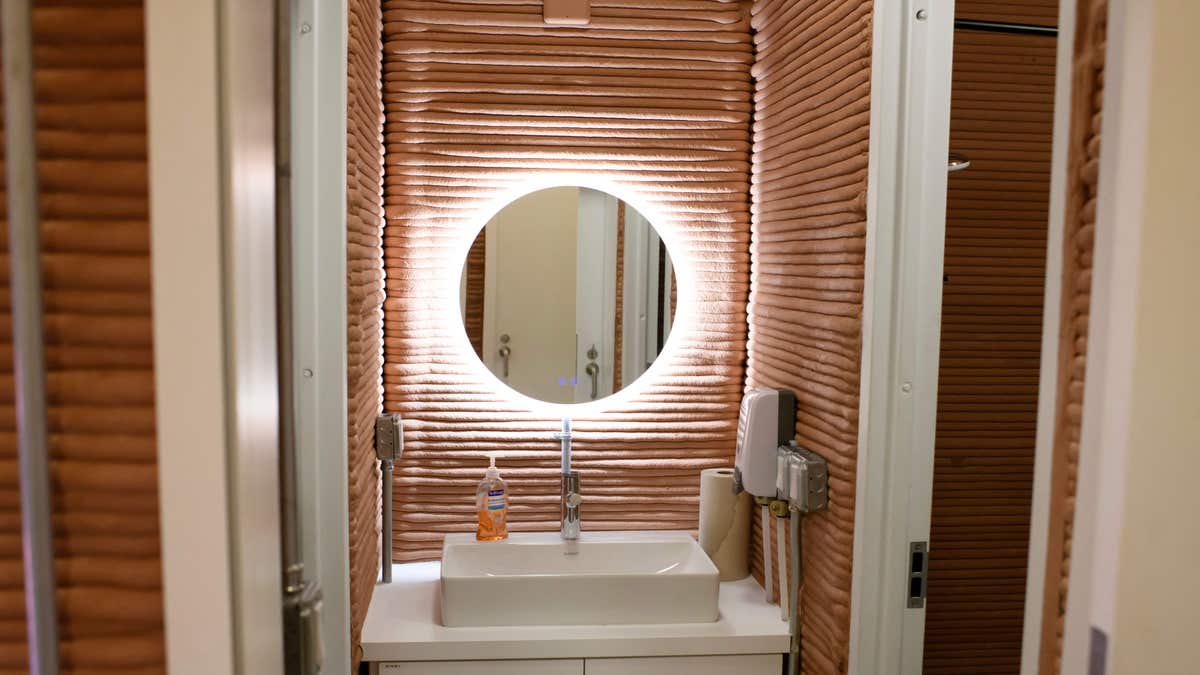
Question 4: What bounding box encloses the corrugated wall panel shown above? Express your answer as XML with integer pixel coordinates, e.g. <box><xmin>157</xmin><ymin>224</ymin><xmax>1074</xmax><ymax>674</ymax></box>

<box><xmin>381</xmin><ymin>0</ymin><xmax>754</xmax><ymax>563</ymax></box>
<box><xmin>347</xmin><ymin>0</ymin><xmax>386</xmax><ymax>666</ymax></box>
<box><xmin>745</xmin><ymin>1</ymin><xmax>873</xmax><ymax>673</ymax></box>
<box><xmin>0</xmin><ymin>2</ymin><xmax>164</xmax><ymax>673</ymax></box>
<box><xmin>1038</xmin><ymin>1</ymin><xmax>1106</xmax><ymax>672</ymax></box>
<box><xmin>923</xmin><ymin>26</ymin><xmax>1056</xmax><ymax>675</ymax></box>
<box><xmin>957</xmin><ymin>0</ymin><xmax>1058</xmax><ymax>25</ymax></box>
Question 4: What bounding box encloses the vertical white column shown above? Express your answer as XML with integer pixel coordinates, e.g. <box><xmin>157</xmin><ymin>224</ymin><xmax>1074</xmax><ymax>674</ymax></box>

<box><xmin>147</xmin><ymin>0</ymin><xmax>284</xmax><ymax>672</ymax></box>
<box><xmin>146</xmin><ymin>0</ymin><xmax>237</xmax><ymax>672</ymax></box>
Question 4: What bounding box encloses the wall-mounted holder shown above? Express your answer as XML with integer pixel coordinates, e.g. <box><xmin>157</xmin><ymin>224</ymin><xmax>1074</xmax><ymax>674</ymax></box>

<box><xmin>544</xmin><ymin>0</ymin><xmax>591</xmax><ymax>26</ymax></box>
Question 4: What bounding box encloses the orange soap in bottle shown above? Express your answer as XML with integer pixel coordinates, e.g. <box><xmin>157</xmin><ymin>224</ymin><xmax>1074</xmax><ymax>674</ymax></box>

<box><xmin>475</xmin><ymin>453</ymin><xmax>509</xmax><ymax>541</ymax></box>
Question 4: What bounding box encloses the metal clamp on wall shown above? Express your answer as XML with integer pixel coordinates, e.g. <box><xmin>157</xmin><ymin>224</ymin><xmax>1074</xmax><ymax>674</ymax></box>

<box><xmin>375</xmin><ymin>414</ymin><xmax>403</xmax><ymax>583</ymax></box>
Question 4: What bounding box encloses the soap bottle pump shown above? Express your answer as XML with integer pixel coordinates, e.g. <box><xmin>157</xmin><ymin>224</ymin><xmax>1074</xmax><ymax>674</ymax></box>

<box><xmin>475</xmin><ymin>452</ymin><xmax>509</xmax><ymax>541</ymax></box>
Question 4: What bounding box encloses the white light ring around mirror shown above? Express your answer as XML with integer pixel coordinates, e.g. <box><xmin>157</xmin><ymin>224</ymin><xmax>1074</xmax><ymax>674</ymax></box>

<box><xmin>447</xmin><ymin>178</ymin><xmax>693</xmax><ymax>413</ymax></box>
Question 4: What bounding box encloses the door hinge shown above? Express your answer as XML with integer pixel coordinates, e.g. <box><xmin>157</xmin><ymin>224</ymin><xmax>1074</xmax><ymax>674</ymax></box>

<box><xmin>283</xmin><ymin>563</ymin><xmax>324</xmax><ymax>674</ymax></box>
<box><xmin>907</xmin><ymin>541</ymin><xmax>928</xmax><ymax>609</ymax></box>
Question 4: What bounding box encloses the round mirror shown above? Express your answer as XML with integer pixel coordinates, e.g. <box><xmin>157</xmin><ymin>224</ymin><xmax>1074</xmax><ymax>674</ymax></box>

<box><xmin>459</xmin><ymin>186</ymin><xmax>677</xmax><ymax>404</ymax></box>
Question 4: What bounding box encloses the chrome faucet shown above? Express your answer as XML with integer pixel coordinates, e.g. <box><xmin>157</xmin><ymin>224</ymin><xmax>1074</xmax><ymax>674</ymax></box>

<box><xmin>555</xmin><ymin>418</ymin><xmax>581</xmax><ymax>540</ymax></box>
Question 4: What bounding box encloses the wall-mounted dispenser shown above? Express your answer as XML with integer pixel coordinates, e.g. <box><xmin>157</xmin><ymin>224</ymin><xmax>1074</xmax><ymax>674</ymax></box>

<box><xmin>734</xmin><ymin>388</ymin><xmax>797</xmax><ymax>498</ymax></box>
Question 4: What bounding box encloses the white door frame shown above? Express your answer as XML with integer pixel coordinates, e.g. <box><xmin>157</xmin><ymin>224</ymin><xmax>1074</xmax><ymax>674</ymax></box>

<box><xmin>291</xmin><ymin>0</ymin><xmax>352</xmax><ymax>669</ymax></box>
<box><xmin>644</xmin><ymin>227</ymin><xmax>663</xmax><ymax>360</ymax></box>
<box><xmin>482</xmin><ymin>216</ymin><xmax>500</xmax><ymax>372</ymax></box>
<box><xmin>621</xmin><ymin>204</ymin><xmax>650</xmax><ymax>385</ymax></box>
<box><xmin>848</xmin><ymin>1</ymin><xmax>955</xmax><ymax>673</ymax></box>
<box><xmin>148</xmin><ymin>0</ymin><xmax>284</xmax><ymax>673</ymax></box>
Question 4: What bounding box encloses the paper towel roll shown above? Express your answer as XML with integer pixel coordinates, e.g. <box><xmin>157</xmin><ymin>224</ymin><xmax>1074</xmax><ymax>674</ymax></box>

<box><xmin>698</xmin><ymin>467</ymin><xmax>753</xmax><ymax>581</ymax></box>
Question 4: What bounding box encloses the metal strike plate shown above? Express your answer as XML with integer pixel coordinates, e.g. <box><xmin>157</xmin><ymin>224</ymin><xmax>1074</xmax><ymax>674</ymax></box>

<box><xmin>908</xmin><ymin>541</ymin><xmax>929</xmax><ymax>608</ymax></box>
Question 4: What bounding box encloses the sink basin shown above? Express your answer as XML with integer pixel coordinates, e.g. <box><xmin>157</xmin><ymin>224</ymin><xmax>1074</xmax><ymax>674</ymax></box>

<box><xmin>440</xmin><ymin>530</ymin><xmax>719</xmax><ymax>627</ymax></box>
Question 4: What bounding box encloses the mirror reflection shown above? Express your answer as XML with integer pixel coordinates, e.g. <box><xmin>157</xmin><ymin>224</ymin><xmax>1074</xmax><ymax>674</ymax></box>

<box><xmin>459</xmin><ymin>187</ymin><xmax>677</xmax><ymax>404</ymax></box>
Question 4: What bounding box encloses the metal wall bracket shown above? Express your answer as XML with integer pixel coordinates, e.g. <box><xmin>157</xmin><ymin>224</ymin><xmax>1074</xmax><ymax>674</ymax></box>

<box><xmin>375</xmin><ymin>413</ymin><xmax>403</xmax><ymax>462</ymax></box>
<box><xmin>375</xmin><ymin>414</ymin><xmax>402</xmax><ymax>582</ymax></box>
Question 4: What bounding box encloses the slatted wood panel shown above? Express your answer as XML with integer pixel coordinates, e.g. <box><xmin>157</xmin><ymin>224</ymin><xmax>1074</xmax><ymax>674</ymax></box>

<box><xmin>957</xmin><ymin>0</ymin><xmax>1059</xmax><ymax>26</ymax></box>
<box><xmin>745</xmin><ymin>1</ymin><xmax>873</xmax><ymax>673</ymax></box>
<box><xmin>923</xmin><ymin>25</ymin><xmax>1057</xmax><ymax>674</ymax></box>
<box><xmin>347</xmin><ymin>0</ymin><xmax>386</xmax><ymax>666</ymax></box>
<box><xmin>0</xmin><ymin>2</ymin><xmax>164</xmax><ymax>673</ymax></box>
<box><xmin>1038</xmin><ymin>2</ymin><xmax>1106</xmax><ymax>672</ymax></box>
<box><xmin>381</xmin><ymin>0</ymin><xmax>753</xmax><ymax>562</ymax></box>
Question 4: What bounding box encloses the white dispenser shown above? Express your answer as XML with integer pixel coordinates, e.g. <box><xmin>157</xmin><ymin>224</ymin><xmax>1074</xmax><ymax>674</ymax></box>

<box><xmin>733</xmin><ymin>388</ymin><xmax>796</xmax><ymax>498</ymax></box>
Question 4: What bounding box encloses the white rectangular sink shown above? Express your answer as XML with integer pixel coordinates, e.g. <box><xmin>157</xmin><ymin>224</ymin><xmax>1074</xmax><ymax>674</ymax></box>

<box><xmin>440</xmin><ymin>531</ymin><xmax>719</xmax><ymax>627</ymax></box>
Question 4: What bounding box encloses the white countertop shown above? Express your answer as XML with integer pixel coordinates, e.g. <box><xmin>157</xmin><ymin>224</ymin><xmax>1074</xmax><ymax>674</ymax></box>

<box><xmin>362</xmin><ymin>561</ymin><xmax>790</xmax><ymax>662</ymax></box>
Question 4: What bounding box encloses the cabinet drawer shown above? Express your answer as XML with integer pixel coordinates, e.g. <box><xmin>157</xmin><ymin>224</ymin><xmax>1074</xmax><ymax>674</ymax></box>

<box><xmin>585</xmin><ymin>654</ymin><xmax>781</xmax><ymax>675</ymax></box>
<box><xmin>377</xmin><ymin>659</ymin><xmax>583</xmax><ymax>675</ymax></box>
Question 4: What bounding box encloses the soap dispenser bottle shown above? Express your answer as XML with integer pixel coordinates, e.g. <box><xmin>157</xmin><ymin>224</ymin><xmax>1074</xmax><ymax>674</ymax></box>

<box><xmin>475</xmin><ymin>453</ymin><xmax>509</xmax><ymax>541</ymax></box>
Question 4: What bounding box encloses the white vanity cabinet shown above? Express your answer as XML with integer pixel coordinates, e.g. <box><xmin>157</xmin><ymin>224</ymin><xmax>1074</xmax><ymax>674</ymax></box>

<box><xmin>373</xmin><ymin>654</ymin><xmax>781</xmax><ymax>675</ymax></box>
<box><xmin>587</xmin><ymin>654</ymin><xmax>780</xmax><ymax>674</ymax></box>
<box><xmin>376</xmin><ymin>659</ymin><xmax>583</xmax><ymax>675</ymax></box>
<box><xmin>362</xmin><ymin>564</ymin><xmax>791</xmax><ymax>674</ymax></box>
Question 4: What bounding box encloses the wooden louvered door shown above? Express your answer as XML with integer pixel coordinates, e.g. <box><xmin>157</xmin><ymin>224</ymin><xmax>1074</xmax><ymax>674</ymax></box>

<box><xmin>0</xmin><ymin>2</ymin><xmax>167</xmax><ymax>673</ymax></box>
<box><xmin>923</xmin><ymin>3</ymin><xmax>1058</xmax><ymax>673</ymax></box>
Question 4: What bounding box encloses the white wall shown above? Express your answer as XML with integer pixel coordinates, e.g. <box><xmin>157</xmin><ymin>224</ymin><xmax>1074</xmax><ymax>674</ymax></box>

<box><xmin>1107</xmin><ymin>0</ymin><xmax>1200</xmax><ymax>670</ymax></box>
<box><xmin>1063</xmin><ymin>1</ymin><xmax>1200</xmax><ymax>672</ymax></box>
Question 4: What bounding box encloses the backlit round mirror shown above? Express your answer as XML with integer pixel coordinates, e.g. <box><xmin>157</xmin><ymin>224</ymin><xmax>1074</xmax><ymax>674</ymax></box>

<box><xmin>459</xmin><ymin>186</ymin><xmax>677</xmax><ymax>404</ymax></box>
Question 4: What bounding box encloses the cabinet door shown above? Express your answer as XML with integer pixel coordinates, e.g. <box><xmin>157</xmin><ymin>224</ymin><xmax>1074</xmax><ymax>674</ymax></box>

<box><xmin>585</xmin><ymin>654</ymin><xmax>781</xmax><ymax>675</ymax></box>
<box><xmin>378</xmin><ymin>659</ymin><xmax>584</xmax><ymax>675</ymax></box>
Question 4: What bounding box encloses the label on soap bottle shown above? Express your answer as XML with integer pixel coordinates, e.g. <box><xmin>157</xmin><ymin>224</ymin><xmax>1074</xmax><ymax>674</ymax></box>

<box><xmin>476</xmin><ymin>486</ymin><xmax>508</xmax><ymax>541</ymax></box>
<box><xmin>487</xmin><ymin>489</ymin><xmax>506</xmax><ymax>509</ymax></box>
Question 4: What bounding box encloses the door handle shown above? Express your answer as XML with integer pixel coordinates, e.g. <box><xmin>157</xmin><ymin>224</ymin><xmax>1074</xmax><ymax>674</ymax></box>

<box><xmin>498</xmin><ymin>334</ymin><xmax>511</xmax><ymax>378</ymax></box>
<box><xmin>585</xmin><ymin>361</ymin><xmax>599</xmax><ymax>399</ymax></box>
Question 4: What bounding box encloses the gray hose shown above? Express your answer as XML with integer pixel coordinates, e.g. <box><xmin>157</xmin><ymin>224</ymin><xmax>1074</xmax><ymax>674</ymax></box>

<box><xmin>788</xmin><ymin>511</ymin><xmax>802</xmax><ymax>675</ymax></box>
<box><xmin>381</xmin><ymin>459</ymin><xmax>394</xmax><ymax>583</ymax></box>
